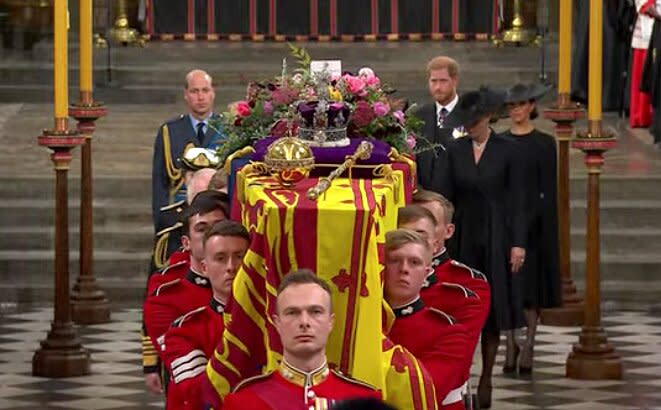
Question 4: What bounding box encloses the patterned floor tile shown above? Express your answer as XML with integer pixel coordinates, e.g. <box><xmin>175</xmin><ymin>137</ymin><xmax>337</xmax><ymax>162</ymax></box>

<box><xmin>547</xmin><ymin>402</ymin><xmax>638</xmax><ymax>410</ymax></box>
<box><xmin>0</xmin><ymin>387</ymin><xmax>35</xmax><ymax>399</ymax></box>
<box><xmin>490</xmin><ymin>401</ymin><xmax>538</xmax><ymax>410</ymax></box>
<box><xmin>541</xmin><ymin>378</ymin><xmax>626</xmax><ymax>388</ymax></box>
<box><xmin>0</xmin><ymin>400</ymin><xmax>31</xmax><ymax>410</ymax></box>
<box><xmin>65</xmin><ymin>374</ymin><xmax>145</xmax><ymax>386</ymax></box>
<box><xmin>0</xmin><ymin>307</ymin><xmax>660</xmax><ymax>410</ymax></box>
<box><xmin>62</xmin><ymin>386</ymin><xmax>145</xmax><ymax>397</ymax></box>
<box><xmin>49</xmin><ymin>398</ymin><xmax>136</xmax><ymax>410</ymax></box>
<box><xmin>610</xmin><ymin>334</ymin><xmax>661</xmax><ymax>344</ymax></box>
<box><xmin>546</xmin><ymin>388</ymin><xmax>630</xmax><ymax>401</ymax></box>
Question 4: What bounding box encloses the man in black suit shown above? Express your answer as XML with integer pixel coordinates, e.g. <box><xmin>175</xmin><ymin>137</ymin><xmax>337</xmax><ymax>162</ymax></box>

<box><xmin>151</xmin><ymin>69</ymin><xmax>224</xmax><ymax>269</ymax></box>
<box><xmin>415</xmin><ymin>56</ymin><xmax>461</xmax><ymax>193</ymax></box>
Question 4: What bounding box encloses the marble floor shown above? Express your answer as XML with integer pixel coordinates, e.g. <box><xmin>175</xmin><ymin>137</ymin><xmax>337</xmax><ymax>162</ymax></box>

<box><xmin>0</xmin><ymin>305</ymin><xmax>660</xmax><ymax>410</ymax></box>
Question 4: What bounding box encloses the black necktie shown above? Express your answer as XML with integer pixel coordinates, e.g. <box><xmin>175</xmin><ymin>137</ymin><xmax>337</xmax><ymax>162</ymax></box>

<box><xmin>196</xmin><ymin>122</ymin><xmax>205</xmax><ymax>144</ymax></box>
<box><xmin>438</xmin><ymin>107</ymin><xmax>449</xmax><ymax>129</ymax></box>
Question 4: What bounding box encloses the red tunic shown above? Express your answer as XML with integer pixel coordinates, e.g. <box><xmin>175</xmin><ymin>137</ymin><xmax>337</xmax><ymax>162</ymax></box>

<box><xmin>419</xmin><ymin>252</ymin><xmax>491</xmax><ymax>397</ymax></box>
<box><xmin>424</xmin><ymin>251</ymin><xmax>491</xmax><ymax>306</ymax></box>
<box><xmin>142</xmin><ymin>253</ymin><xmax>190</xmax><ymax>375</ymax></box>
<box><xmin>388</xmin><ymin>299</ymin><xmax>471</xmax><ymax>410</ymax></box>
<box><xmin>143</xmin><ymin>270</ymin><xmax>212</xmax><ymax>353</ymax></box>
<box><xmin>223</xmin><ymin>361</ymin><xmax>381</xmax><ymax>410</ymax></box>
<box><xmin>161</xmin><ymin>300</ymin><xmax>225</xmax><ymax>410</ymax></box>
<box><xmin>146</xmin><ymin>257</ymin><xmax>190</xmax><ymax>296</ymax></box>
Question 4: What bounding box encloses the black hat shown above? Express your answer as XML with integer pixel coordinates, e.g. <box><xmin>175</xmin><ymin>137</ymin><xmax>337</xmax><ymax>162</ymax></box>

<box><xmin>504</xmin><ymin>83</ymin><xmax>551</xmax><ymax>104</ymax></box>
<box><xmin>444</xmin><ymin>87</ymin><xmax>505</xmax><ymax>129</ymax></box>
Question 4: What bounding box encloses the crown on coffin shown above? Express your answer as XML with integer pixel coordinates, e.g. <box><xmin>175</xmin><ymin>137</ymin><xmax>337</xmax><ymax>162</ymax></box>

<box><xmin>296</xmin><ymin>100</ymin><xmax>350</xmax><ymax>145</ymax></box>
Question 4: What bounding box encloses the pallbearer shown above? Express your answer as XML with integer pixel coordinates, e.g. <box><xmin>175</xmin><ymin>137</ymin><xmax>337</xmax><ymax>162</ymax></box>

<box><xmin>383</xmin><ymin>229</ymin><xmax>474</xmax><ymax>410</ymax></box>
<box><xmin>222</xmin><ymin>270</ymin><xmax>382</xmax><ymax>409</ymax></box>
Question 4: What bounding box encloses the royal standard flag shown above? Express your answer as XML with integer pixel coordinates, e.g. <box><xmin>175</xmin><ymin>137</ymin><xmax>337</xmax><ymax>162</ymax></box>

<box><xmin>205</xmin><ymin>165</ymin><xmax>436</xmax><ymax>409</ymax></box>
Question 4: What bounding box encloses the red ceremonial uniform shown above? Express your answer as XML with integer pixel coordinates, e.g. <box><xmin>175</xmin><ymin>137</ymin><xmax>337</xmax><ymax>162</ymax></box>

<box><xmin>143</xmin><ymin>270</ymin><xmax>213</xmax><ymax>353</ymax></box>
<box><xmin>146</xmin><ymin>257</ymin><xmax>190</xmax><ymax>296</ymax></box>
<box><xmin>424</xmin><ymin>250</ymin><xmax>491</xmax><ymax>305</ymax></box>
<box><xmin>421</xmin><ymin>251</ymin><xmax>491</xmax><ymax>398</ymax></box>
<box><xmin>388</xmin><ymin>298</ymin><xmax>471</xmax><ymax>410</ymax></box>
<box><xmin>142</xmin><ymin>253</ymin><xmax>190</xmax><ymax>375</ymax></box>
<box><xmin>223</xmin><ymin>361</ymin><xmax>382</xmax><ymax>410</ymax></box>
<box><xmin>161</xmin><ymin>299</ymin><xmax>226</xmax><ymax>410</ymax></box>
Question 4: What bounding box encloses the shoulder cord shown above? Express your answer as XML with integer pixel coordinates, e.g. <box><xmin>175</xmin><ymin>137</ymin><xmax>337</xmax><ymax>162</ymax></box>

<box><xmin>162</xmin><ymin>124</ymin><xmax>183</xmax><ymax>183</ymax></box>
<box><xmin>153</xmin><ymin>232</ymin><xmax>170</xmax><ymax>269</ymax></box>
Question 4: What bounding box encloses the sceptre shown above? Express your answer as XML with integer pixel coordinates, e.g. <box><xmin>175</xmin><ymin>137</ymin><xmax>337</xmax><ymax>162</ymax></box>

<box><xmin>306</xmin><ymin>141</ymin><xmax>374</xmax><ymax>201</ymax></box>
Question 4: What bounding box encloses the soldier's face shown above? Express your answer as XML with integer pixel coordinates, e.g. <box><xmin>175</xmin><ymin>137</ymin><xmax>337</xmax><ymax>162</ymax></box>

<box><xmin>274</xmin><ymin>283</ymin><xmax>334</xmax><ymax>360</ymax></box>
<box><xmin>384</xmin><ymin>243</ymin><xmax>431</xmax><ymax>307</ymax></box>
<box><xmin>184</xmin><ymin>73</ymin><xmax>215</xmax><ymax>119</ymax></box>
<box><xmin>417</xmin><ymin>201</ymin><xmax>455</xmax><ymax>249</ymax></box>
<box><xmin>182</xmin><ymin>210</ymin><xmax>227</xmax><ymax>264</ymax></box>
<box><xmin>428</xmin><ymin>68</ymin><xmax>458</xmax><ymax>106</ymax></box>
<box><xmin>398</xmin><ymin>218</ymin><xmax>440</xmax><ymax>255</ymax></box>
<box><xmin>202</xmin><ymin>235</ymin><xmax>248</xmax><ymax>302</ymax></box>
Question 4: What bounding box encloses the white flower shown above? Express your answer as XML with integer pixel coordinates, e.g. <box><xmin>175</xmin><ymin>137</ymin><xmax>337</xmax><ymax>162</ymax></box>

<box><xmin>452</xmin><ymin>127</ymin><xmax>466</xmax><ymax>139</ymax></box>
<box><xmin>358</xmin><ymin>67</ymin><xmax>375</xmax><ymax>78</ymax></box>
<box><xmin>291</xmin><ymin>73</ymin><xmax>304</xmax><ymax>85</ymax></box>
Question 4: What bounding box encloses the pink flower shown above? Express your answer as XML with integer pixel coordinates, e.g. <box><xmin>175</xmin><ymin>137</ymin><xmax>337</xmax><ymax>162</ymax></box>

<box><xmin>271</xmin><ymin>120</ymin><xmax>298</xmax><ymax>138</ymax></box>
<box><xmin>393</xmin><ymin>110</ymin><xmax>405</xmax><ymax>124</ymax></box>
<box><xmin>236</xmin><ymin>101</ymin><xmax>251</xmax><ymax>117</ymax></box>
<box><xmin>343</xmin><ymin>74</ymin><xmax>367</xmax><ymax>96</ymax></box>
<box><xmin>352</xmin><ymin>101</ymin><xmax>375</xmax><ymax>128</ymax></box>
<box><xmin>271</xmin><ymin>87</ymin><xmax>297</xmax><ymax>106</ymax></box>
<box><xmin>406</xmin><ymin>134</ymin><xmax>417</xmax><ymax>150</ymax></box>
<box><xmin>373</xmin><ymin>102</ymin><xmax>390</xmax><ymax>117</ymax></box>
<box><xmin>364</xmin><ymin>76</ymin><xmax>380</xmax><ymax>88</ymax></box>
<box><xmin>262</xmin><ymin>101</ymin><xmax>274</xmax><ymax>116</ymax></box>
<box><xmin>358</xmin><ymin>67</ymin><xmax>380</xmax><ymax>88</ymax></box>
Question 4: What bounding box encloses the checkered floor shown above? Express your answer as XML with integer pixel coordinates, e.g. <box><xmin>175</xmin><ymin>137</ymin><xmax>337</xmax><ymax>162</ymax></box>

<box><xmin>0</xmin><ymin>306</ymin><xmax>660</xmax><ymax>410</ymax></box>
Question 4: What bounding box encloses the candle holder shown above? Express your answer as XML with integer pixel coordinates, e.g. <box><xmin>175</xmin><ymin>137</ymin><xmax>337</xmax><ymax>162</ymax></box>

<box><xmin>540</xmin><ymin>97</ymin><xmax>585</xmax><ymax>327</ymax></box>
<box><xmin>500</xmin><ymin>0</ymin><xmax>535</xmax><ymax>45</ymax></box>
<box><xmin>110</xmin><ymin>0</ymin><xmax>142</xmax><ymax>46</ymax></box>
<box><xmin>33</xmin><ymin>126</ymin><xmax>90</xmax><ymax>377</ymax></box>
<box><xmin>566</xmin><ymin>124</ymin><xmax>622</xmax><ymax>379</ymax></box>
<box><xmin>69</xmin><ymin>101</ymin><xmax>110</xmax><ymax>325</ymax></box>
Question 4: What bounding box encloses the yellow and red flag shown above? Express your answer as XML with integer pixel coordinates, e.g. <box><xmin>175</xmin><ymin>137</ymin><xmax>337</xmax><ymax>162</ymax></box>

<box><xmin>205</xmin><ymin>166</ymin><xmax>436</xmax><ymax>409</ymax></box>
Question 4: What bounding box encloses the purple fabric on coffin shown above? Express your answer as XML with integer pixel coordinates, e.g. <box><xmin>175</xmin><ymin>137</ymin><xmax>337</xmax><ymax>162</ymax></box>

<box><xmin>252</xmin><ymin>136</ymin><xmax>392</xmax><ymax>165</ymax></box>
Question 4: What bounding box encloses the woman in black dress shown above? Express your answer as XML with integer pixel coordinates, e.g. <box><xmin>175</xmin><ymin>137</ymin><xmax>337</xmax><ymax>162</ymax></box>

<box><xmin>501</xmin><ymin>83</ymin><xmax>561</xmax><ymax>374</ymax></box>
<box><xmin>441</xmin><ymin>88</ymin><xmax>527</xmax><ymax>409</ymax></box>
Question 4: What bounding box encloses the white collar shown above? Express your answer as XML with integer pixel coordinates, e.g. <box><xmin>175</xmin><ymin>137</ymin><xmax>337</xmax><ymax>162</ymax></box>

<box><xmin>189</xmin><ymin>113</ymin><xmax>213</xmax><ymax>130</ymax></box>
<box><xmin>435</xmin><ymin>94</ymin><xmax>459</xmax><ymax>115</ymax></box>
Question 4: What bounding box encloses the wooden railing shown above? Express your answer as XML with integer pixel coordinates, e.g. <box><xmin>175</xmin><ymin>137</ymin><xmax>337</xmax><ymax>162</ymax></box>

<box><xmin>144</xmin><ymin>0</ymin><xmax>501</xmax><ymax>41</ymax></box>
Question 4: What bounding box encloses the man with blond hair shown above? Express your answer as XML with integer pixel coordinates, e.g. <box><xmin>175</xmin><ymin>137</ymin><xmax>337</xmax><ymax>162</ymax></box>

<box><xmin>415</xmin><ymin>56</ymin><xmax>461</xmax><ymax>193</ymax></box>
<box><xmin>383</xmin><ymin>229</ymin><xmax>473</xmax><ymax>409</ymax></box>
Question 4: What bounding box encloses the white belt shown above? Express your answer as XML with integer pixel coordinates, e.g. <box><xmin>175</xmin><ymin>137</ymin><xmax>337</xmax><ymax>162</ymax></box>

<box><xmin>441</xmin><ymin>380</ymin><xmax>468</xmax><ymax>405</ymax></box>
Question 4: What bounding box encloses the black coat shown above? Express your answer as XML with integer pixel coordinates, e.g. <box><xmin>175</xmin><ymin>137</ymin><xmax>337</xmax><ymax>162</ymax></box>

<box><xmin>439</xmin><ymin>133</ymin><xmax>526</xmax><ymax>331</ymax></box>
<box><xmin>414</xmin><ymin>102</ymin><xmax>457</xmax><ymax>194</ymax></box>
<box><xmin>501</xmin><ymin>129</ymin><xmax>562</xmax><ymax>309</ymax></box>
<box><xmin>571</xmin><ymin>0</ymin><xmax>631</xmax><ymax>112</ymax></box>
